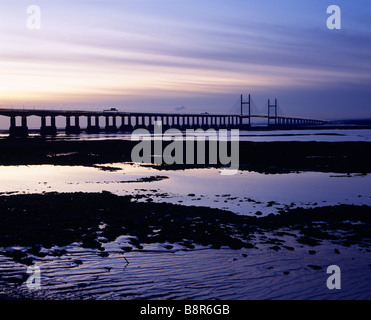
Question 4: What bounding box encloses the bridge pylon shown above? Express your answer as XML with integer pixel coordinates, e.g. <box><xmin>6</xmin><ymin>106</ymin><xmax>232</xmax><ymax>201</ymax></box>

<box><xmin>267</xmin><ymin>98</ymin><xmax>278</xmax><ymax>127</ymax></box>
<box><xmin>240</xmin><ymin>94</ymin><xmax>251</xmax><ymax>128</ymax></box>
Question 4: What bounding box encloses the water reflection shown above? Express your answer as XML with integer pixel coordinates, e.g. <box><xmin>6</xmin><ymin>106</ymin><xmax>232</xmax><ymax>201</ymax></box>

<box><xmin>0</xmin><ymin>164</ymin><xmax>370</xmax><ymax>216</ymax></box>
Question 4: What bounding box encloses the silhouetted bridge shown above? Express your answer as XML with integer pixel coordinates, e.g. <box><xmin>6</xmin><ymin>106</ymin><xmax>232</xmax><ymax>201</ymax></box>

<box><xmin>0</xmin><ymin>95</ymin><xmax>327</xmax><ymax>137</ymax></box>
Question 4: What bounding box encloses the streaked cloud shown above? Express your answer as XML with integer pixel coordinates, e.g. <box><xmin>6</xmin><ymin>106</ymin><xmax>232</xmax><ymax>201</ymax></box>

<box><xmin>0</xmin><ymin>0</ymin><xmax>370</xmax><ymax>118</ymax></box>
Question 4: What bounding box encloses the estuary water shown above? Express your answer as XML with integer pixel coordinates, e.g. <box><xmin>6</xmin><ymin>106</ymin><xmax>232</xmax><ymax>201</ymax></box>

<box><xmin>0</xmin><ymin>163</ymin><xmax>370</xmax><ymax>216</ymax></box>
<box><xmin>1</xmin><ymin>127</ymin><xmax>371</xmax><ymax>142</ymax></box>
<box><xmin>0</xmin><ymin>128</ymin><xmax>370</xmax><ymax>300</ymax></box>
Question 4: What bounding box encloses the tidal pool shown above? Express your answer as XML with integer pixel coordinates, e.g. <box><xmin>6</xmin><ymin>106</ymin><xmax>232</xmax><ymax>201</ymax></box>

<box><xmin>0</xmin><ymin>163</ymin><xmax>370</xmax><ymax>216</ymax></box>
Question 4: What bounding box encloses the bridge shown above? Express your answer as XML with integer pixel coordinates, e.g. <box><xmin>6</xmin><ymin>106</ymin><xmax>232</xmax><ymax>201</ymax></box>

<box><xmin>238</xmin><ymin>94</ymin><xmax>327</xmax><ymax>127</ymax></box>
<box><xmin>0</xmin><ymin>94</ymin><xmax>327</xmax><ymax>137</ymax></box>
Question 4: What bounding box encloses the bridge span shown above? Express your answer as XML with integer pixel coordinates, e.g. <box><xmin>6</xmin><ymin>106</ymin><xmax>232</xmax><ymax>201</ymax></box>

<box><xmin>0</xmin><ymin>95</ymin><xmax>327</xmax><ymax>137</ymax></box>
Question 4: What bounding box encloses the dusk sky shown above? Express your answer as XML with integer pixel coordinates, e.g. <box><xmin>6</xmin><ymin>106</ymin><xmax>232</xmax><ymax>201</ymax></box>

<box><xmin>1</xmin><ymin>0</ymin><xmax>371</xmax><ymax>119</ymax></box>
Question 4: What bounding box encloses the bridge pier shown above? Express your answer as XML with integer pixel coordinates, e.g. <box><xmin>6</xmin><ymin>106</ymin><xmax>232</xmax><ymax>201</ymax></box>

<box><xmin>219</xmin><ymin>116</ymin><xmax>227</xmax><ymax>129</ymax></box>
<box><xmin>105</xmin><ymin>115</ymin><xmax>118</xmax><ymax>133</ymax></box>
<box><xmin>9</xmin><ymin>116</ymin><xmax>29</xmax><ymax>137</ymax></box>
<box><xmin>189</xmin><ymin>116</ymin><xmax>195</xmax><ymax>129</ymax></box>
<box><xmin>141</xmin><ymin>116</ymin><xmax>148</xmax><ymax>129</ymax></box>
<box><xmin>135</xmin><ymin>116</ymin><xmax>141</xmax><ymax>129</ymax></box>
<box><xmin>86</xmin><ymin>116</ymin><xmax>100</xmax><ymax>133</ymax></box>
<box><xmin>166</xmin><ymin>116</ymin><xmax>172</xmax><ymax>129</ymax></box>
<box><xmin>188</xmin><ymin>116</ymin><xmax>193</xmax><ymax>129</ymax></box>
<box><xmin>181</xmin><ymin>116</ymin><xmax>186</xmax><ymax>129</ymax></box>
<box><xmin>161</xmin><ymin>116</ymin><xmax>169</xmax><ymax>130</ymax></box>
<box><xmin>130</xmin><ymin>115</ymin><xmax>141</xmax><ymax>130</ymax></box>
<box><xmin>146</xmin><ymin>116</ymin><xmax>154</xmax><ymax>132</ymax></box>
<box><xmin>230</xmin><ymin>116</ymin><xmax>235</xmax><ymax>128</ymax></box>
<box><xmin>66</xmin><ymin>115</ymin><xmax>81</xmax><ymax>134</ymax></box>
<box><xmin>40</xmin><ymin>116</ymin><xmax>57</xmax><ymax>136</ymax></box>
<box><xmin>175</xmin><ymin>116</ymin><xmax>182</xmax><ymax>129</ymax></box>
<box><xmin>191</xmin><ymin>116</ymin><xmax>197</xmax><ymax>128</ymax></box>
<box><xmin>199</xmin><ymin>116</ymin><xmax>206</xmax><ymax>130</ymax></box>
<box><xmin>178</xmin><ymin>116</ymin><xmax>184</xmax><ymax>129</ymax></box>
<box><xmin>119</xmin><ymin>116</ymin><xmax>132</xmax><ymax>132</ymax></box>
<box><xmin>230</xmin><ymin>116</ymin><xmax>234</xmax><ymax>128</ymax></box>
<box><xmin>234</xmin><ymin>116</ymin><xmax>241</xmax><ymax>129</ymax></box>
<box><xmin>226</xmin><ymin>116</ymin><xmax>231</xmax><ymax>128</ymax></box>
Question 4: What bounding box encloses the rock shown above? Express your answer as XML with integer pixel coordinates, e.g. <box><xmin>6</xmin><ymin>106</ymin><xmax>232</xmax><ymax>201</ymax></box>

<box><xmin>7</xmin><ymin>250</ymin><xmax>27</xmax><ymax>259</ymax></box>
<box><xmin>51</xmin><ymin>249</ymin><xmax>67</xmax><ymax>257</ymax></box>
<box><xmin>20</xmin><ymin>258</ymin><xmax>34</xmax><ymax>266</ymax></box>
<box><xmin>307</xmin><ymin>264</ymin><xmax>322</xmax><ymax>270</ymax></box>
<box><xmin>81</xmin><ymin>237</ymin><xmax>102</xmax><ymax>250</ymax></box>
<box><xmin>244</xmin><ymin>243</ymin><xmax>254</xmax><ymax>249</ymax></box>
<box><xmin>3</xmin><ymin>275</ymin><xmax>27</xmax><ymax>285</ymax></box>
<box><xmin>99</xmin><ymin>252</ymin><xmax>109</xmax><ymax>257</ymax></box>
<box><xmin>270</xmin><ymin>245</ymin><xmax>281</xmax><ymax>251</ymax></box>
<box><xmin>27</xmin><ymin>246</ymin><xmax>42</xmax><ymax>255</ymax></box>
<box><xmin>297</xmin><ymin>236</ymin><xmax>321</xmax><ymax>246</ymax></box>
<box><xmin>227</xmin><ymin>238</ymin><xmax>244</xmax><ymax>250</ymax></box>
<box><xmin>121</xmin><ymin>246</ymin><xmax>133</xmax><ymax>252</ymax></box>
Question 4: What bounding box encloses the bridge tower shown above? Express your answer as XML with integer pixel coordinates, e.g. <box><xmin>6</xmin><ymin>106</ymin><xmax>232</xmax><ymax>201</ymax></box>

<box><xmin>240</xmin><ymin>94</ymin><xmax>251</xmax><ymax>127</ymax></box>
<box><xmin>267</xmin><ymin>98</ymin><xmax>278</xmax><ymax>127</ymax></box>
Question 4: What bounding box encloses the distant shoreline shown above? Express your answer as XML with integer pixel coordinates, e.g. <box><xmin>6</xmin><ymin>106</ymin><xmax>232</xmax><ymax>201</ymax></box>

<box><xmin>0</xmin><ymin>138</ymin><xmax>370</xmax><ymax>174</ymax></box>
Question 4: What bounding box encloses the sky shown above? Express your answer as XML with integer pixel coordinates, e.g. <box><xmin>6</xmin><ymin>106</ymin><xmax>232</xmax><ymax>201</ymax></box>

<box><xmin>0</xmin><ymin>0</ymin><xmax>371</xmax><ymax>120</ymax></box>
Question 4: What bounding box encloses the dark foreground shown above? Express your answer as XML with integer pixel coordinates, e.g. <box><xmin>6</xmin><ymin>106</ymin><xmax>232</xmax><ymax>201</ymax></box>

<box><xmin>0</xmin><ymin>138</ymin><xmax>370</xmax><ymax>299</ymax></box>
<box><xmin>0</xmin><ymin>192</ymin><xmax>370</xmax><ymax>266</ymax></box>
<box><xmin>0</xmin><ymin>138</ymin><xmax>371</xmax><ymax>173</ymax></box>
<box><xmin>0</xmin><ymin>192</ymin><xmax>370</xmax><ymax>300</ymax></box>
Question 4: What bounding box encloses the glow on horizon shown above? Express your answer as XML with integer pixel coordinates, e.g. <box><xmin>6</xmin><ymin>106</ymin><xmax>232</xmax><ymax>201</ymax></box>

<box><xmin>1</xmin><ymin>0</ymin><xmax>371</xmax><ymax>119</ymax></box>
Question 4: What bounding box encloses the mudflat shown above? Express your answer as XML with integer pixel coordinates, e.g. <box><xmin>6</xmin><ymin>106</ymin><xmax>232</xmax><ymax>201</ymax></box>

<box><xmin>0</xmin><ymin>138</ymin><xmax>370</xmax><ymax>173</ymax></box>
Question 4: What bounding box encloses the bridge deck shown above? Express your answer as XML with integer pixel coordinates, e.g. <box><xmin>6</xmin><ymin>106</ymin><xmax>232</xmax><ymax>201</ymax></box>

<box><xmin>0</xmin><ymin>108</ymin><xmax>328</xmax><ymax>137</ymax></box>
<box><xmin>0</xmin><ymin>108</ymin><xmax>325</xmax><ymax>122</ymax></box>
<box><xmin>0</xmin><ymin>108</ymin><xmax>237</xmax><ymax>118</ymax></box>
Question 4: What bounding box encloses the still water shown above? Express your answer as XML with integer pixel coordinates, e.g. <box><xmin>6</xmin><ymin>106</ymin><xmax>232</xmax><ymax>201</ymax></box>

<box><xmin>0</xmin><ymin>163</ymin><xmax>370</xmax><ymax>216</ymax></box>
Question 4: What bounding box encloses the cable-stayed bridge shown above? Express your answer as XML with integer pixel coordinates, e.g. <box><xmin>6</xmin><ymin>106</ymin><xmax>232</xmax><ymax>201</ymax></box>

<box><xmin>230</xmin><ymin>94</ymin><xmax>327</xmax><ymax>127</ymax></box>
<box><xmin>0</xmin><ymin>94</ymin><xmax>327</xmax><ymax>137</ymax></box>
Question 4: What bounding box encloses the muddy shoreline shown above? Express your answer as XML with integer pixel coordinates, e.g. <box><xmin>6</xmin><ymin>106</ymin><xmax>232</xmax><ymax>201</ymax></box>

<box><xmin>0</xmin><ymin>192</ymin><xmax>370</xmax><ymax>267</ymax></box>
<box><xmin>0</xmin><ymin>138</ymin><xmax>370</xmax><ymax>173</ymax></box>
<box><xmin>0</xmin><ymin>192</ymin><xmax>370</xmax><ymax>300</ymax></box>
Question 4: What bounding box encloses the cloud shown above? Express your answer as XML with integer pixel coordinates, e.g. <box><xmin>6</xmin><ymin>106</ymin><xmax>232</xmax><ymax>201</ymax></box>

<box><xmin>0</xmin><ymin>0</ymin><xmax>370</xmax><ymax>118</ymax></box>
<box><xmin>175</xmin><ymin>106</ymin><xmax>186</xmax><ymax>111</ymax></box>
